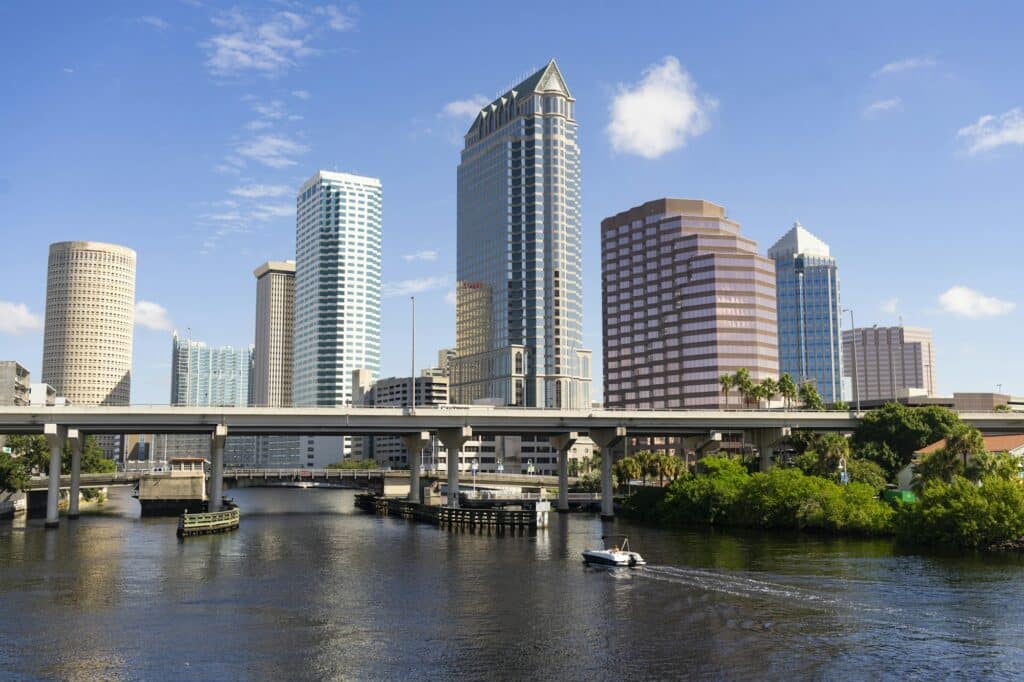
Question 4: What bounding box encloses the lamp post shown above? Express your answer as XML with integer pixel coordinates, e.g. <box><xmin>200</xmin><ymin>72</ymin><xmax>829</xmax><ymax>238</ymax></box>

<box><xmin>409</xmin><ymin>296</ymin><xmax>416</xmax><ymax>415</ymax></box>
<box><xmin>842</xmin><ymin>308</ymin><xmax>860</xmax><ymax>412</ymax></box>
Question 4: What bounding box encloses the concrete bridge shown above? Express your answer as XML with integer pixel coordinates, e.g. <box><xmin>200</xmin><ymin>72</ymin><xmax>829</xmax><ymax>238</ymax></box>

<box><xmin>4</xmin><ymin>405</ymin><xmax>1022</xmax><ymax>528</ymax></box>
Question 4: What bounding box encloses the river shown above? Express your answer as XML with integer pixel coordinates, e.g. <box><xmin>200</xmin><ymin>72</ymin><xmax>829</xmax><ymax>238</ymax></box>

<box><xmin>2</xmin><ymin>487</ymin><xmax>1023</xmax><ymax>680</ymax></box>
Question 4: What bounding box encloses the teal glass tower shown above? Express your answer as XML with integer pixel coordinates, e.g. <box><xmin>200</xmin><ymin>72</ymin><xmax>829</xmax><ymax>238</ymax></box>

<box><xmin>768</xmin><ymin>222</ymin><xmax>843</xmax><ymax>403</ymax></box>
<box><xmin>451</xmin><ymin>60</ymin><xmax>592</xmax><ymax>408</ymax></box>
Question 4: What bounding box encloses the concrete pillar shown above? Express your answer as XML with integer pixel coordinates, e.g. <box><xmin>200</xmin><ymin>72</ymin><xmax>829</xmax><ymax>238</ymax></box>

<box><xmin>67</xmin><ymin>429</ymin><xmax>82</xmax><ymax>520</ymax></box>
<box><xmin>43</xmin><ymin>424</ymin><xmax>67</xmax><ymax>529</ymax></box>
<box><xmin>550</xmin><ymin>432</ymin><xmax>578</xmax><ymax>513</ymax></box>
<box><xmin>590</xmin><ymin>427</ymin><xmax>626</xmax><ymax>520</ymax></box>
<box><xmin>750</xmin><ymin>427</ymin><xmax>790</xmax><ymax>472</ymax></box>
<box><xmin>401</xmin><ymin>432</ymin><xmax>430</xmax><ymax>504</ymax></box>
<box><xmin>437</xmin><ymin>426</ymin><xmax>472</xmax><ymax>508</ymax></box>
<box><xmin>209</xmin><ymin>424</ymin><xmax>228</xmax><ymax>512</ymax></box>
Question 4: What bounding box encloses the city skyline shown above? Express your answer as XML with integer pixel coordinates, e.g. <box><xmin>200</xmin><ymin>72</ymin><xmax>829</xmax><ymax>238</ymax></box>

<box><xmin>1</xmin><ymin>2</ymin><xmax>1022</xmax><ymax>402</ymax></box>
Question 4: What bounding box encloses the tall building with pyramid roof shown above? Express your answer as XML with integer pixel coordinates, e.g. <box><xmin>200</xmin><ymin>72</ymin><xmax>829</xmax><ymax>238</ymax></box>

<box><xmin>768</xmin><ymin>221</ymin><xmax>844</xmax><ymax>403</ymax></box>
<box><xmin>451</xmin><ymin>60</ymin><xmax>592</xmax><ymax>408</ymax></box>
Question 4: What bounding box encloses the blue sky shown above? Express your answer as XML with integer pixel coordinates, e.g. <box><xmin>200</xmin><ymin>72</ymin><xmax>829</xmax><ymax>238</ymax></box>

<box><xmin>1</xmin><ymin>1</ymin><xmax>1022</xmax><ymax>404</ymax></box>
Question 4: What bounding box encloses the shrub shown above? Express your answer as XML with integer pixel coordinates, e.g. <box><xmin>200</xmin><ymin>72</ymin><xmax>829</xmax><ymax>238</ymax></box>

<box><xmin>895</xmin><ymin>475</ymin><xmax>1024</xmax><ymax>549</ymax></box>
<box><xmin>845</xmin><ymin>458</ymin><xmax>887</xmax><ymax>493</ymax></box>
<box><xmin>661</xmin><ymin>457</ymin><xmax>748</xmax><ymax>525</ymax></box>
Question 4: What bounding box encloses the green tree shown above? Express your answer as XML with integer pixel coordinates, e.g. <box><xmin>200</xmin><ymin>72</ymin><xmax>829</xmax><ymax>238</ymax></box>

<box><xmin>966</xmin><ymin>451</ymin><xmax>1020</xmax><ymax>481</ymax></box>
<box><xmin>896</xmin><ymin>475</ymin><xmax>1024</xmax><ymax>549</ymax></box>
<box><xmin>944</xmin><ymin>425</ymin><xmax>986</xmax><ymax>471</ymax></box>
<box><xmin>845</xmin><ymin>458</ymin><xmax>887</xmax><ymax>493</ymax></box>
<box><xmin>5</xmin><ymin>435</ymin><xmax>49</xmax><ymax>474</ymax></box>
<box><xmin>760</xmin><ymin>377</ymin><xmax>779</xmax><ymax>409</ymax></box>
<box><xmin>0</xmin><ymin>450</ymin><xmax>29</xmax><ymax>493</ymax></box>
<box><xmin>734</xmin><ymin>368</ymin><xmax>754</xmax><ymax>408</ymax></box>
<box><xmin>799</xmin><ymin>381</ymin><xmax>825</xmax><ymax>411</ymax></box>
<box><xmin>829</xmin><ymin>401</ymin><xmax>850</xmax><ymax>411</ymax></box>
<box><xmin>64</xmin><ymin>436</ymin><xmax>115</xmax><ymax>474</ymax></box>
<box><xmin>994</xmin><ymin>404</ymin><xmax>1011</xmax><ymax>413</ymax></box>
<box><xmin>613</xmin><ymin>456</ymin><xmax>641</xmax><ymax>493</ymax></box>
<box><xmin>633</xmin><ymin>450</ymin><xmax>655</xmax><ymax>486</ymax></box>
<box><xmin>853</xmin><ymin>403</ymin><xmax>962</xmax><ymax>479</ymax></box>
<box><xmin>778</xmin><ymin>373</ymin><xmax>798</xmax><ymax>411</ymax></box>
<box><xmin>719</xmin><ymin>374</ymin><xmax>735</xmax><ymax>409</ymax></box>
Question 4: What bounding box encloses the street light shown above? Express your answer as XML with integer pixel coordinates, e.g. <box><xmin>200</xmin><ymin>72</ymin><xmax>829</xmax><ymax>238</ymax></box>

<box><xmin>409</xmin><ymin>296</ymin><xmax>416</xmax><ymax>415</ymax></box>
<box><xmin>842</xmin><ymin>308</ymin><xmax>861</xmax><ymax>412</ymax></box>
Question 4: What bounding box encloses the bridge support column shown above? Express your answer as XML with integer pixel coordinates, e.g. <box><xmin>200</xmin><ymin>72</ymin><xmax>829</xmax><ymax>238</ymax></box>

<box><xmin>437</xmin><ymin>427</ymin><xmax>472</xmax><ymax>509</ymax></box>
<box><xmin>590</xmin><ymin>427</ymin><xmax>626</xmax><ymax>520</ymax></box>
<box><xmin>67</xmin><ymin>429</ymin><xmax>82</xmax><ymax>520</ymax></box>
<box><xmin>209</xmin><ymin>424</ymin><xmax>227</xmax><ymax>512</ymax></box>
<box><xmin>43</xmin><ymin>424</ymin><xmax>67</xmax><ymax>529</ymax></box>
<box><xmin>749</xmin><ymin>427</ymin><xmax>790</xmax><ymax>472</ymax></box>
<box><xmin>401</xmin><ymin>432</ymin><xmax>430</xmax><ymax>504</ymax></box>
<box><xmin>550</xmin><ymin>432</ymin><xmax>578</xmax><ymax>513</ymax></box>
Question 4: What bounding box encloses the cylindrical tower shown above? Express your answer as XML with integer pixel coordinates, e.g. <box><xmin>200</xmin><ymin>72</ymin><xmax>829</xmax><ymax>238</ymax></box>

<box><xmin>42</xmin><ymin>241</ymin><xmax>136</xmax><ymax>405</ymax></box>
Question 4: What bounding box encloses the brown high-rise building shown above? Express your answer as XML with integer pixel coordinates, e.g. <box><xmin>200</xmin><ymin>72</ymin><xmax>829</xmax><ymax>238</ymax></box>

<box><xmin>252</xmin><ymin>260</ymin><xmax>295</xmax><ymax>408</ymax></box>
<box><xmin>601</xmin><ymin>199</ymin><xmax>778</xmax><ymax>409</ymax></box>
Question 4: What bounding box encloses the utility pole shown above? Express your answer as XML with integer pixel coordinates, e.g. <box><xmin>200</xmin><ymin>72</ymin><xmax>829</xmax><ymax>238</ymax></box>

<box><xmin>843</xmin><ymin>309</ymin><xmax>860</xmax><ymax>412</ymax></box>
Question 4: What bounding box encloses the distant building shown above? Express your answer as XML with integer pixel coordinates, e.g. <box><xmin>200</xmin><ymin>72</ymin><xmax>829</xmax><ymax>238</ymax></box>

<box><xmin>0</xmin><ymin>362</ymin><xmax>30</xmax><ymax>406</ymax></box>
<box><xmin>29</xmin><ymin>383</ymin><xmax>56</xmax><ymax>407</ymax></box>
<box><xmin>251</xmin><ymin>260</ymin><xmax>295</xmax><ymax>408</ymax></box>
<box><xmin>42</xmin><ymin>241</ymin><xmax>136</xmax><ymax>406</ymax></box>
<box><xmin>362</xmin><ymin>375</ymin><xmax>450</xmax><ymax>466</ymax></box>
<box><xmin>601</xmin><ymin>198</ymin><xmax>778</xmax><ymax>409</ymax></box>
<box><xmin>293</xmin><ymin>171</ymin><xmax>382</xmax><ymax>409</ymax></box>
<box><xmin>768</xmin><ymin>222</ymin><xmax>843</xmax><ymax>403</ymax></box>
<box><xmin>843</xmin><ymin>326</ymin><xmax>936</xmax><ymax>403</ymax></box>
<box><xmin>451</xmin><ymin>60</ymin><xmax>592</xmax><ymax>408</ymax></box>
<box><xmin>421</xmin><ymin>348</ymin><xmax>456</xmax><ymax>378</ymax></box>
<box><xmin>168</xmin><ymin>333</ymin><xmax>256</xmax><ymax>466</ymax></box>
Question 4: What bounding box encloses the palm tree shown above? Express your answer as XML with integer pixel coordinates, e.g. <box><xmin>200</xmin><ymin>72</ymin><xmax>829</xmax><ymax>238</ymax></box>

<box><xmin>760</xmin><ymin>377</ymin><xmax>779</xmax><ymax>410</ymax></box>
<box><xmin>613</xmin><ymin>457</ymin><xmax>641</xmax><ymax>494</ymax></box>
<box><xmin>734</xmin><ymin>368</ymin><xmax>753</xmax><ymax>408</ymax></box>
<box><xmin>719</xmin><ymin>374</ymin><xmax>735</xmax><ymax>409</ymax></box>
<box><xmin>633</xmin><ymin>450</ymin><xmax>654</xmax><ymax>486</ymax></box>
<box><xmin>779</xmin><ymin>373</ymin><xmax>798</xmax><ymax>411</ymax></box>
<box><xmin>945</xmin><ymin>425</ymin><xmax>986</xmax><ymax>470</ymax></box>
<box><xmin>663</xmin><ymin>455</ymin><xmax>687</xmax><ymax>483</ymax></box>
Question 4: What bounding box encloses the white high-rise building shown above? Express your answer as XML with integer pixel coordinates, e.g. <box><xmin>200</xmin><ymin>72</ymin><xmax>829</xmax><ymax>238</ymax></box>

<box><xmin>293</xmin><ymin>171</ymin><xmax>382</xmax><ymax>408</ymax></box>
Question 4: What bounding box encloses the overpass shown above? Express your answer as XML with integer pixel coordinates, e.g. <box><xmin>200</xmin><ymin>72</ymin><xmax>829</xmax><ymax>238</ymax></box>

<box><xmin>4</xmin><ymin>405</ymin><xmax>1023</xmax><ymax>528</ymax></box>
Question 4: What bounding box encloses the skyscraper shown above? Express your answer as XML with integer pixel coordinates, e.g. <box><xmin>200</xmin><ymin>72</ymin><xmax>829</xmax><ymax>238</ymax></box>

<box><xmin>293</xmin><ymin>171</ymin><xmax>382</xmax><ymax>408</ymax></box>
<box><xmin>252</xmin><ymin>260</ymin><xmax>295</xmax><ymax>408</ymax></box>
<box><xmin>768</xmin><ymin>222</ymin><xmax>843</xmax><ymax>403</ymax></box>
<box><xmin>843</xmin><ymin>326</ymin><xmax>937</xmax><ymax>402</ymax></box>
<box><xmin>42</xmin><ymin>241</ymin><xmax>136</xmax><ymax>405</ymax></box>
<box><xmin>450</xmin><ymin>59</ymin><xmax>592</xmax><ymax>408</ymax></box>
<box><xmin>171</xmin><ymin>333</ymin><xmax>252</xmax><ymax>407</ymax></box>
<box><xmin>601</xmin><ymin>199</ymin><xmax>778</xmax><ymax>409</ymax></box>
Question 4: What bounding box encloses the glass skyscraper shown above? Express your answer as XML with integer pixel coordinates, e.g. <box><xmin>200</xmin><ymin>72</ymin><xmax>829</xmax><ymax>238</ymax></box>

<box><xmin>293</xmin><ymin>171</ymin><xmax>382</xmax><ymax>408</ymax></box>
<box><xmin>768</xmin><ymin>222</ymin><xmax>843</xmax><ymax>403</ymax></box>
<box><xmin>170</xmin><ymin>332</ymin><xmax>252</xmax><ymax>407</ymax></box>
<box><xmin>451</xmin><ymin>59</ymin><xmax>592</xmax><ymax>408</ymax></box>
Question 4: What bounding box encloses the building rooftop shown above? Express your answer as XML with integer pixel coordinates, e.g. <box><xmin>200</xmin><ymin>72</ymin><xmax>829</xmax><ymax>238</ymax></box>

<box><xmin>467</xmin><ymin>59</ymin><xmax>572</xmax><ymax>135</ymax></box>
<box><xmin>254</xmin><ymin>260</ymin><xmax>296</xmax><ymax>278</ymax></box>
<box><xmin>916</xmin><ymin>434</ymin><xmax>1024</xmax><ymax>456</ymax></box>
<box><xmin>767</xmin><ymin>221</ymin><xmax>831</xmax><ymax>259</ymax></box>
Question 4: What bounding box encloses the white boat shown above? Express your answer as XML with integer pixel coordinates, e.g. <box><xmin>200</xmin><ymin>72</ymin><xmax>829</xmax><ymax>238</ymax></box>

<box><xmin>582</xmin><ymin>535</ymin><xmax>646</xmax><ymax>567</ymax></box>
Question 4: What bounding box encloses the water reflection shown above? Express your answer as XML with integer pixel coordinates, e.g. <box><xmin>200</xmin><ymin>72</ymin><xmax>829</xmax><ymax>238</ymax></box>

<box><xmin>1</xmin><ymin>487</ymin><xmax>1023</xmax><ymax>679</ymax></box>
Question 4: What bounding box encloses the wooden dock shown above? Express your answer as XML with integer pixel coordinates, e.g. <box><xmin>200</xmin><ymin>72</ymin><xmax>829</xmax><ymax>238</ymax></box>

<box><xmin>356</xmin><ymin>494</ymin><xmax>536</xmax><ymax>534</ymax></box>
<box><xmin>177</xmin><ymin>503</ymin><xmax>240</xmax><ymax>537</ymax></box>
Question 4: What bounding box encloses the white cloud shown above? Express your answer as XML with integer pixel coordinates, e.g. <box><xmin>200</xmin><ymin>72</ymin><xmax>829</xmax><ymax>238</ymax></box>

<box><xmin>292</xmin><ymin>89</ymin><xmax>310</xmax><ymax>100</ymax></box>
<box><xmin>0</xmin><ymin>301</ymin><xmax>42</xmax><ymax>335</ymax></box>
<box><xmin>863</xmin><ymin>97</ymin><xmax>902</xmax><ymax>118</ymax></box>
<box><xmin>957</xmin><ymin>108</ymin><xmax>1024</xmax><ymax>155</ymax></box>
<box><xmin>444</xmin><ymin>289</ymin><xmax>456</xmax><ymax>306</ymax></box>
<box><xmin>606</xmin><ymin>56</ymin><xmax>716</xmax><ymax>159</ymax></box>
<box><xmin>442</xmin><ymin>95</ymin><xmax>490</xmax><ymax>119</ymax></box>
<box><xmin>229</xmin><ymin>184</ymin><xmax>291</xmax><ymax>199</ymax></box>
<box><xmin>881</xmin><ymin>297</ymin><xmax>899</xmax><ymax>314</ymax></box>
<box><xmin>938</xmin><ymin>286</ymin><xmax>1015</xmax><ymax>318</ymax></box>
<box><xmin>201</xmin><ymin>7</ymin><xmax>354</xmax><ymax>78</ymax></box>
<box><xmin>313</xmin><ymin>5</ymin><xmax>355</xmax><ymax>31</ymax></box>
<box><xmin>63</xmin><ymin>67</ymin><xmax>74</xmax><ymax>74</ymax></box>
<box><xmin>250</xmin><ymin>204</ymin><xmax>294</xmax><ymax>221</ymax></box>
<box><xmin>236</xmin><ymin>134</ymin><xmax>309</xmax><ymax>168</ymax></box>
<box><xmin>873</xmin><ymin>57</ymin><xmax>937</xmax><ymax>77</ymax></box>
<box><xmin>402</xmin><ymin>249</ymin><xmax>439</xmax><ymax>263</ymax></box>
<box><xmin>244</xmin><ymin>120</ymin><xmax>272</xmax><ymax>131</ymax></box>
<box><xmin>254</xmin><ymin>100</ymin><xmax>286</xmax><ymax>119</ymax></box>
<box><xmin>383</xmin><ymin>276</ymin><xmax>449</xmax><ymax>298</ymax></box>
<box><xmin>139</xmin><ymin>16</ymin><xmax>169</xmax><ymax>30</ymax></box>
<box><xmin>135</xmin><ymin>301</ymin><xmax>173</xmax><ymax>331</ymax></box>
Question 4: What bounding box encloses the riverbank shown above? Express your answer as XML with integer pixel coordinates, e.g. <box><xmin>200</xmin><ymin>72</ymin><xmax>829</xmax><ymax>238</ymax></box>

<box><xmin>619</xmin><ymin>456</ymin><xmax>1024</xmax><ymax>553</ymax></box>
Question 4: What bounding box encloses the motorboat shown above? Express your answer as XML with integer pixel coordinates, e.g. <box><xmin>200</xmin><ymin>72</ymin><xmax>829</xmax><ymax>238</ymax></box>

<box><xmin>582</xmin><ymin>535</ymin><xmax>646</xmax><ymax>567</ymax></box>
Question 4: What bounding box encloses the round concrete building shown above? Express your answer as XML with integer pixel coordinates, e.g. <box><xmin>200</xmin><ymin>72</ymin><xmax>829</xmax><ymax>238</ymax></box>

<box><xmin>42</xmin><ymin>241</ymin><xmax>136</xmax><ymax>405</ymax></box>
